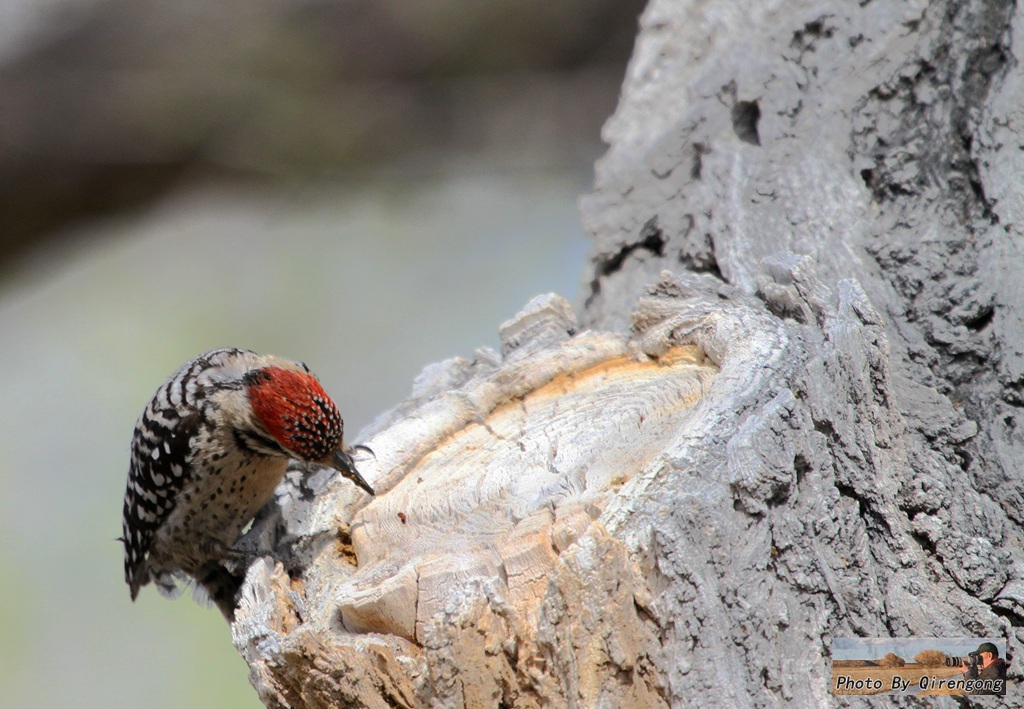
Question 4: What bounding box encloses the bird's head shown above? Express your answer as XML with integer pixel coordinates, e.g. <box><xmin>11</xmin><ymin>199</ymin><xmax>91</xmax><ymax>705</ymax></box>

<box><xmin>220</xmin><ymin>358</ymin><xmax>374</xmax><ymax>495</ymax></box>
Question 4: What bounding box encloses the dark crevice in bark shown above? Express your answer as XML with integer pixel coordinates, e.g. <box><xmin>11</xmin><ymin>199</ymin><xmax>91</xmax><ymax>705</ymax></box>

<box><xmin>598</xmin><ymin>218</ymin><xmax>667</xmax><ymax>278</ymax></box>
<box><xmin>587</xmin><ymin>217</ymin><xmax>668</xmax><ymax>303</ymax></box>
<box><xmin>731</xmin><ymin>100</ymin><xmax>762</xmax><ymax>146</ymax></box>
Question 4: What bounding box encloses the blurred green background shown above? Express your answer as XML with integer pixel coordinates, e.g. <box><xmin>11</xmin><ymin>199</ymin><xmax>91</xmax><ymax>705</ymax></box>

<box><xmin>0</xmin><ymin>0</ymin><xmax>642</xmax><ymax>707</ymax></box>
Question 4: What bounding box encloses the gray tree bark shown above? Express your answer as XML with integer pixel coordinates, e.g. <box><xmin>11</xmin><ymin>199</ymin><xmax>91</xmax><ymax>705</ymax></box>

<box><xmin>232</xmin><ymin>1</ymin><xmax>1024</xmax><ymax>706</ymax></box>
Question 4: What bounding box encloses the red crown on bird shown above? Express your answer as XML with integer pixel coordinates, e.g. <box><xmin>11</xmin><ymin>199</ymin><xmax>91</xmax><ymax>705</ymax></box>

<box><xmin>246</xmin><ymin>366</ymin><xmax>343</xmax><ymax>462</ymax></box>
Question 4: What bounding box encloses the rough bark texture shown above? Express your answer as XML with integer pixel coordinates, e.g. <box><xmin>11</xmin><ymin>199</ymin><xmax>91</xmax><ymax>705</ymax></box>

<box><xmin>233</xmin><ymin>0</ymin><xmax>1024</xmax><ymax>706</ymax></box>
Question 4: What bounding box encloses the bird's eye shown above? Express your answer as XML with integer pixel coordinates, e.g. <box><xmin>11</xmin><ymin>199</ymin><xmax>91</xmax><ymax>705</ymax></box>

<box><xmin>242</xmin><ymin>369</ymin><xmax>272</xmax><ymax>387</ymax></box>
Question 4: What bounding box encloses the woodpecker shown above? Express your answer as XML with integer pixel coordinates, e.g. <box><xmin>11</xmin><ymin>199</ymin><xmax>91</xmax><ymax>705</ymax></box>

<box><xmin>121</xmin><ymin>347</ymin><xmax>373</xmax><ymax>617</ymax></box>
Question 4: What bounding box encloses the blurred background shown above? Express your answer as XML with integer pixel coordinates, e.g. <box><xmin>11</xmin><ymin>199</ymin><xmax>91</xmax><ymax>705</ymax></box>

<box><xmin>0</xmin><ymin>0</ymin><xmax>643</xmax><ymax>706</ymax></box>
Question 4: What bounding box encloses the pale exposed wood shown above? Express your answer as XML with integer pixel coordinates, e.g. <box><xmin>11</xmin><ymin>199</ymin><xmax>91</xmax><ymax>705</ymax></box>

<box><xmin>234</xmin><ymin>292</ymin><xmax>721</xmax><ymax>707</ymax></box>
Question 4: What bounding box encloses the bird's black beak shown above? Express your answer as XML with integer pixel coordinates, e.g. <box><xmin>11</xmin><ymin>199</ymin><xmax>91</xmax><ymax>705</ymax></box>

<box><xmin>330</xmin><ymin>448</ymin><xmax>375</xmax><ymax>496</ymax></box>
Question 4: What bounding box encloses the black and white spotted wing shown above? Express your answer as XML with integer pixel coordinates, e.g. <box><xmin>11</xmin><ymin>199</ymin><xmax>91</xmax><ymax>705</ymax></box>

<box><xmin>120</xmin><ymin>347</ymin><xmax>254</xmax><ymax>598</ymax></box>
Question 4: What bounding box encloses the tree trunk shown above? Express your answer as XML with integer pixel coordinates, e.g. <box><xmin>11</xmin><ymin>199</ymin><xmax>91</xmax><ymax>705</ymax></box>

<box><xmin>232</xmin><ymin>0</ymin><xmax>1024</xmax><ymax>706</ymax></box>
